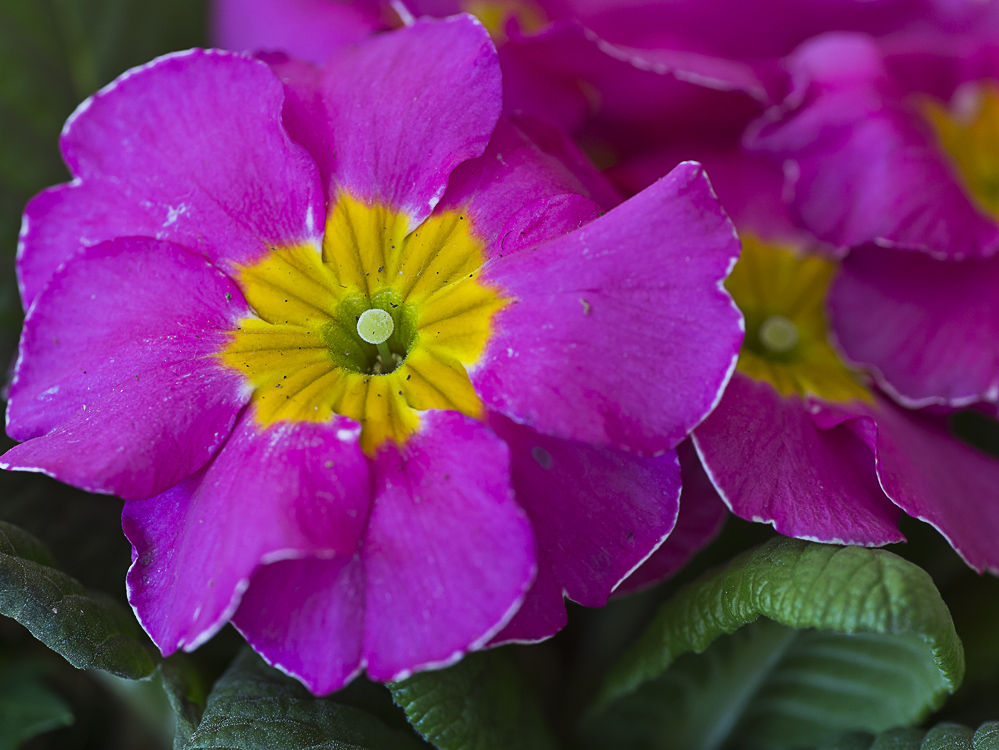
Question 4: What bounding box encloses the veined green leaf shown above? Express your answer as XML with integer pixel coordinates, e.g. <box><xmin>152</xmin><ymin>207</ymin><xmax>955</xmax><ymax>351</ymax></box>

<box><xmin>819</xmin><ymin>722</ymin><xmax>999</xmax><ymax>750</ymax></box>
<box><xmin>0</xmin><ymin>520</ymin><xmax>157</xmax><ymax>679</ymax></box>
<box><xmin>592</xmin><ymin>538</ymin><xmax>964</xmax><ymax>750</ymax></box>
<box><xmin>390</xmin><ymin>649</ymin><xmax>557</xmax><ymax>750</ymax></box>
<box><xmin>183</xmin><ymin>649</ymin><xmax>427</xmax><ymax>750</ymax></box>
<box><xmin>158</xmin><ymin>656</ymin><xmax>206</xmax><ymax>750</ymax></box>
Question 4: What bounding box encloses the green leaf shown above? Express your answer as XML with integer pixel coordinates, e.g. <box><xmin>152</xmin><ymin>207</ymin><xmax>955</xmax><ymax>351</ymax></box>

<box><xmin>0</xmin><ymin>464</ymin><xmax>133</xmax><ymax>599</ymax></box>
<box><xmin>819</xmin><ymin>722</ymin><xmax>999</xmax><ymax>750</ymax></box>
<box><xmin>158</xmin><ymin>656</ymin><xmax>207</xmax><ymax>750</ymax></box>
<box><xmin>592</xmin><ymin>537</ymin><xmax>965</xmax><ymax>750</ymax></box>
<box><xmin>0</xmin><ymin>659</ymin><xmax>74</xmax><ymax>750</ymax></box>
<box><xmin>183</xmin><ymin>649</ymin><xmax>427</xmax><ymax>750</ymax></box>
<box><xmin>389</xmin><ymin>649</ymin><xmax>558</xmax><ymax>750</ymax></box>
<box><xmin>0</xmin><ymin>520</ymin><xmax>157</xmax><ymax>679</ymax></box>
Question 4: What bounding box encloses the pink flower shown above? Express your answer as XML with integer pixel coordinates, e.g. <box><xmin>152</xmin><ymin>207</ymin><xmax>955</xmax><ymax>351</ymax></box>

<box><xmin>644</xmin><ymin>142</ymin><xmax>999</xmax><ymax>577</ymax></box>
<box><xmin>2</xmin><ymin>17</ymin><xmax>742</xmax><ymax>692</ymax></box>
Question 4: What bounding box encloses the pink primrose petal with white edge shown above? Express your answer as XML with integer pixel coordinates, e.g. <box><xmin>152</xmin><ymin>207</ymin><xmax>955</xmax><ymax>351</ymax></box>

<box><xmin>232</xmin><ymin>410</ymin><xmax>536</xmax><ymax>690</ymax></box>
<box><xmin>532</xmin><ymin>0</ymin><xmax>935</xmax><ymax>104</ymax></box>
<box><xmin>7</xmin><ymin>237</ymin><xmax>247</xmax><ymax>442</ymax></box>
<box><xmin>438</xmin><ymin>115</ymin><xmax>619</xmax><ymax>257</ymax></box>
<box><xmin>256</xmin><ymin>53</ymin><xmax>336</xmax><ymax>197</ymax></box>
<box><xmin>19</xmin><ymin>48</ymin><xmax>324</xmax><ymax>305</ymax></box>
<box><xmin>1</xmin><ymin>359</ymin><xmax>247</xmax><ymax>502</ymax></box>
<box><xmin>495</xmin><ymin>18</ymin><xmax>768</xmax><ymax>148</ymax></box>
<box><xmin>123</xmin><ymin>412</ymin><xmax>370</xmax><ymax>656</ymax></box>
<box><xmin>211</xmin><ymin>0</ymin><xmax>386</xmax><ymax>64</ymax></box>
<box><xmin>692</xmin><ymin>374</ymin><xmax>904</xmax><ymax>546</ymax></box>
<box><xmin>615</xmin><ymin>439</ymin><xmax>728</xmax><ymax>595</ymax></box>
<box><xmin>320</xmin><ymin>15</ymin><xmax>501</xmax><ymax>224</ymax></box>
<box><xmin>829</xmin><ymin>397</ymin><xmax>999</xmax><ymax>575</ymax></box>
<box><xmin>487</xmin><ymin>412</ymin><xmax>681</xmax><ymax>645</ymax></box>
<box><xmin>232</xmin><ymin>556</ymin><xmax>366</xmax><ymax>695</ymax></box>
<box><xmin>745</xmin><ymin>33</ymin><xmax>999</xmax><ymax>259</ymax></box>
<box><xmin>475</xmin><ymin>161</ymin><xmax>743</xmax><ymax>455</ymax></box>
<box><xmin>3</xmin><ymin>236</ymin><xmax>250</xmax><ymax>500</ymax></box>
<box><xmin>612</xmin><ymin>145</ymin><xmax>815</xmax><ymax>249</ymax></box>
<box><xmin>829</xmin><ymin>243</ymin><xmax>999</xmax><ymax>407</ymax></box>
<box><xmin>363</xmin><ymin>411</ymin><xmax>535</xmax><ymax>681</ymax></box>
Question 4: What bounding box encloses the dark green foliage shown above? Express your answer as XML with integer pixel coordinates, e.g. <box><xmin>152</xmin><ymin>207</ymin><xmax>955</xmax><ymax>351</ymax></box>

<box><xmin>819</xmin><ymin>722</ymin><xmax>999</xmax><ymax>750</ymax></box>
<box><xmin>182</xmin><ymin>649</ymin><xmax>428</xmax><ymax>750</ymax></box>
<box><xmin>0</xmin><ymin>659</ymin><xmax>74</xmax><ymax>750</ymax></box>
<box><xmin>390</xmin><ymin>649</ymin><xmax>557</xmax><ymax>750</ymax></box>
<box><xmin>0</xmin><ymin>520</ymin><xmax>157</xmax><ymax>679</ymax></box>
<box><xmin>591</xmin><ymin>538</ymin><xmax>964</xmax><ymax>750</ymax></box>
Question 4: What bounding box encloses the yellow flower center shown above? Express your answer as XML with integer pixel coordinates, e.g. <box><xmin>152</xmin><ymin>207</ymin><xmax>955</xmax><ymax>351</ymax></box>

<box><xmin>726</xmin><ymin>236</ymin><xmax>871</xmax><ymax>403</ymax></box>
<box><xmin>220</xmin><ymin>194</ymin><xmax>507</xmax><ymax>454</ymax></box>
<box><xmin>923</xmin><ymin>85</ymin><xmax>999</xmax><ymax>217</ymax></box>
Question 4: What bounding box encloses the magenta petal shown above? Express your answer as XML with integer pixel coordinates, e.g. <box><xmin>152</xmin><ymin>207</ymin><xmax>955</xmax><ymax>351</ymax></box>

<box><xmin>843</xmin><ymin>399</ymin><xmax>999</xmax><ymax>574</ymax></box>
<box><xmin>496</xmin><ymin>21</ymin><xmax>618</xmax><ymax>134</ymax></box>
<box><xmin>476</xmin><ymin>161</ymin><xmax>742</xmax><ymax>454</ymax></box>
<box><xmin>233</xmin><ymin>557</ymin><xmax>366</xmax><ymax>695</ymax></box>
<box><xmin>2</xmin><ymin>364</ymin><xmax>244</xmax><ymax>502</ymax></box>
<box><xmin>613</xmin><ymin>145</ymin><xmax>810</xmax><ymax>246</ymax></box>
<box><xmin>2</xmin><ymin>359</ymin><xmax>247</xmax><ymax>501</ymax></box>
<box><xmin>488</xmin><ymin>412</ymin><xmax>681</xmax><ymax>645</ymax></box>
<box><xmin>615</xmin><ymin>440</ymin><xmax>728</xmax><ymax>595</ymax></box>
<box><xmin>830</xmin><ymin>244</ymin><xmax>999</xmax><ymax>407</ymax></box>
<box><xmin>123</xmin><ymin>414</ymin><xmax>370</xmax><ymax>654</ymax></box>
<box><xmin>321</xmin><ymin>16</ymin><xmax>501</xmax><ymax>223</ymax></box>
<box><xmin>258</xmin><ymin>54</ymin><xmax>337</xmax><ymax>199</ymax></box>
<box><xmin>693</xmin><ymin>374</ymin><xmax>903</xmax><ymax>546</ymax></box>
<box><xmin>8</xmin><ymin>237</ymin><xmax>246</xmax><ymax>441</ymax></box>
<box><xmin>439</xmin><ymin>116</ymin><xmax>616</xmax><ymax>257</ymax></box>
<box><xmin>21</xmin><ymin>48</ymin><xmax>324</xmax><ymax>304</ymax></box>
<box><xmin>497</xmin><ymin>19</ymin><xmax>766</xmax><ymax>152</ymax></box>
<box><xmin>233</xmin><ymin>412</ymin><xmax>537</xmax><ymax>692</ymax></box>
<box><xmin>745</xmin><ymin>33</ymin><xmax>999</xmax><ymax>259</ymax></box>
<box><xmin>211</xmin><ymin>0</ymin><xmax>385</xmax><ymax>64</ymax></box>
<box><xmin>363</xmin><ymin>411</ymin><xmax>534</xmax><ymax>681</ymax></box>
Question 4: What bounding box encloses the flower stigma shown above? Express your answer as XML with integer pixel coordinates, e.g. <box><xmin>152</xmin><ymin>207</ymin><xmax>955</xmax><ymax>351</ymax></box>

<box><xmin>356</xmin><ymin>308</ymin><xmax>398</xmax><ymax>374</ymax></box>
<box><xmin>758</xmin><ymin>315</ymin><xmax>799</xmax><ymax>354</ymax></box>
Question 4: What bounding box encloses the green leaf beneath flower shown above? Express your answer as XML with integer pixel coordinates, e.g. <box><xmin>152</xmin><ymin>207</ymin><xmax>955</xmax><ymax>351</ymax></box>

<box><xmin>157</xmin><ymin>656</ymin><xmax>206</xmax><ymax>750</ymax></box>
<box><xmin>0</xmin><ymin>659</ymin><xmax>74</xmax><ymax>750</ymax></box>
<box><xmin>0</xmin><ymin>520</ymin><xmax>157</xmax><ymax>679</ymax></box>
<box><xmin>183</xmin><ymin>649</ymin><xmax>427</xmax><ymax>750</ymax></box>
<box><xmin>592</xmin><ymin>537</ymin><xmax>965</xmax><ymax>750</ymax></box>
<box><xmin>389</xmin><ymin>649</ymin><xmax>558</xmax><ymax>750</ymax></box>
<box><xmin>818</xmin><ymin>722</ymin><xmax>999</xmax><ymax>750</ymax></box>
<box><xmin>0</xmin><ymin>465</ymin><xmax>133</xmax><ymax>599</ymax></box>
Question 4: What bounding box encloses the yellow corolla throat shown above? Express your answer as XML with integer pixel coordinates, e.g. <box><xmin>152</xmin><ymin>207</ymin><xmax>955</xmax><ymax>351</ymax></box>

<box><xmin>462</xmin><ymin>0</ymin><xmax>546</xmax><ymax>41</ymax></box>
<box><xmin>924</xmin><ymin>85</ymin><xmax>999</xmax><ymax>217</ymax></box>
<box><xmin>220</xmin><ymin>194</ymin><xmax>508</xmax><ymax>455</ymax></box>
<box><xmin>726</xmin><ymin>236</ymin><xmax>871</xmax><ymax>403</ymax></box>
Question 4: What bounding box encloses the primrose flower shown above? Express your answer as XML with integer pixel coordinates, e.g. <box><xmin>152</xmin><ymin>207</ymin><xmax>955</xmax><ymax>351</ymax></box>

<box><xmin>681</xmin><ymin>181</ymin><xmax>999</xmax><ymax>575</ymax></box>
<box><xmin>743</xmin><ymin>32</ymin><xmax>999</xmax><ymax>407</ymax></box>
<box><xmin>2</xmin><ymin>17</ymin><xmax>743</xmax><ymax>692</ymax></box>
